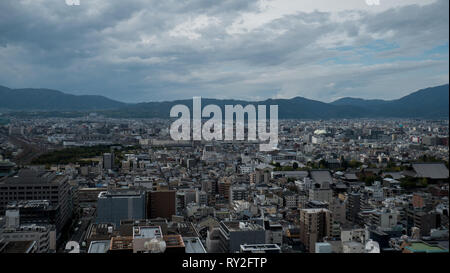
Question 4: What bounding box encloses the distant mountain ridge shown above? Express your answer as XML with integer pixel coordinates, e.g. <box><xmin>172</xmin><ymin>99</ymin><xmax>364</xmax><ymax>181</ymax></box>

<box><xmin>0</xmin><ymin>85</ymin><xmax>126</xmax><ymax>111</ymax></box>
<box><xmin>331</xmin><ymin>85</ymin><xmax>449</xmax><ymax>118</ymax></box>
<box><xmin>0</xmin><ymin>84</ymin><xmax>448</xmax><ymax>119</ymax></box>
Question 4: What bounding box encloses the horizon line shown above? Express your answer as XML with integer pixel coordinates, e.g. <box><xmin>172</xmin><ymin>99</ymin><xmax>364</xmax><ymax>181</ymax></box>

<box><xmin>1</xmin><ymin>83</ymin><xmax>449</xmax><ymax>105</ymax></box>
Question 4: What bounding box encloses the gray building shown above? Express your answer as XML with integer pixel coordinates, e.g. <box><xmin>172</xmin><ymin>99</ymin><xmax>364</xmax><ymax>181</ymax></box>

<box><xmin>103</xmin><ymin>152</ymin><xmax>114</xmax><ymax>170</ymax></box>
<box><xmin>229</xmin><ymin>184</ymin><xmax>249</xmax><ymax>205</ymax></box>
<box><xmin>0</xmin><ymin>169</ymin><xmax>72</xmax><ymax>235</ymax></box>
<box><xmin>96</xmin><ymin>189</ymin><xmax>146</xmax><ymax>227</ymax></box>
<box><xmin>218</xmin><ymin>220</ymin><xmax>266</xmax><ymax>253</ymax></box>
<box><xmin>346</xmin><ymin>192</ymin><xmax>361</xmax><ymax>224</ymax></box>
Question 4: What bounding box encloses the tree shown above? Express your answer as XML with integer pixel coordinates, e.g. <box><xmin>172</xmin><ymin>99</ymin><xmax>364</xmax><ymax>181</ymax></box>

<box><xmin>364</xmin><ymin>176</ymin><xmax>375</xmax><ymax>186</ymax></box>
<box><xmin>293</xmin><ymin>162</ymin><xmax>299</xmax><ymax>170</ymax></box>
<box><xmin>348</xmin><ymin>160</ymin><xmax>362</xmax><ymax>168</ymax></box>
<box><xmin>419</xmin><ymin>178</ymin><xmax>428</xmax><ymax>188</ymax></box>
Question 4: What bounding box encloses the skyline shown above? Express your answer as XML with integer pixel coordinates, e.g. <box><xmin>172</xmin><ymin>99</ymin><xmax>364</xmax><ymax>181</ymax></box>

<box><xmin>0</xmin><ymin>0</ymin><xmax>448</xmax><ymax>103</ymax></box>
<box><xmin>1</xmin><ymin>82</ymin><xmax>449</xmax><ymax>104</ymax></box>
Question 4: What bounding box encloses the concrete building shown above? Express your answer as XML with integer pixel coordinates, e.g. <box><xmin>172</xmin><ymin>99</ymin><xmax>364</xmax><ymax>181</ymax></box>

<box><xmin>264</xmin><ymin>221</ymin><xmax>283</xmax><ymax>246</ymax></box>
<box><xmin>309</xmin><ymin>181</ymin><xmax>333</xmax><ymax>205</ymax></box>
<box><xmin>0</xmin><ymin>210</ymin><xmax>56</xmax><ymax>253</ymax></box>
<box><xmin>330</xmin><ymin>197</ymin><xmax>346</xmax><ymax>224</ymax></box>
<box><xmin>103</xmin><ymin>152</ymin><xmax>114</xmax><ymax>170</ymax></box>
<box><xmin>147</xmin><ymin>190</ymin><xmax>176</xmax><ymax>220</ymax></box>
<box><xmin>370</xmin><ymin>208</ymin><xmax>399</xmax><ymax>229</ymax></box>
<box><xmin>406</xmin><ymin>209</ymin><xmax>440</xmax><ymax>236</ymax></box>
<box><xmin>218</xmin><ymin>220</ymin><xmax>266</xmax><ymax>253</ymax></box>
<box><xmin>96</xmin><ymin>189</ymin><xmax>146</xmax><ymax>227</ymax></box>
<box><xmin>346</xmin><ymin>192</ymin><xmax>361</xmax><ymax>224</ymax></box>
<box><xmin>196</xmin><ymin>190</ymin><xmax>208</xmax><ymax>207</ymax></box>
<box><xmin>299</xmin><ymin>208</ymin><xmax>332</xmax><ymax>253</ymax></box>
<box><xmin>229</xmin><ymin>184</ymin><xmax>249</xmax><ymax>205</ymax></box>
<box><xmin>0</xmin><ymin>169</ymin><xmax>72</xmax><ymax>235</ymax></box>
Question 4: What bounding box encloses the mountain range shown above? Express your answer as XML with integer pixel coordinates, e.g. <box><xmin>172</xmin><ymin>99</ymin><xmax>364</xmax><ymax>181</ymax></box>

<box><xmin>0</xmin><ymin>84</ymin><xmax>448</xmax><ymax>119</ymax></box>
<box><xmin>0</xmin><ymin>85</ymin><xmax>125</xmax><ymax>111</ymax></box>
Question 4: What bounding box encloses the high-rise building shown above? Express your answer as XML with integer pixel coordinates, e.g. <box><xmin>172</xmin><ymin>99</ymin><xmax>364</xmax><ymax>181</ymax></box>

<box><xmin>147</xmin><ymin>190</ymin><xmax>176</xmax><ymax>220</ymax></box>
<box><xmin>346</xmin><ymin>193</ymin><xmax>361</xmax><ymax>223</ymax></box>
<box><xmin>0</xmin><ymin>169</ymin><xmax>72</xmax><ymax>236</ymax></box>
<box><xmin>330</xmin><ymin>197</ymin><xmax>346</xmax><ymax>224</ymax></box>
<box><xmin>229</xmin><ymin>184</ymin><xmax>249</xmax><ymax>205</ymax></box>
<box><xmin>1</xmin><ymin>209</ymin><xmax>56</xmax><ymax>253</ymax></box>
<box><xmin>196</xmin><ymin>190</ymin><xmax>208</xmax><ymax>206</ymax></box>
<box><xmin>96</xmin><ymin>189</ymin><xmax>146</xmax><ymax>227</ymax></box>
<box><xmin>103</xmin><ymin>152</ymin><xmax>114</xmax><ymax>170</ymax></box>
<box><xmin>299</xmin><ymin>208</ymin><xmax>332</xmax><ymax>253</ymax></box>
<box><xmin>218</xmin><ymin>179</ymin><xmax>232</xmax><ymax>202</ymax></box>
<box><xmin>6</xmin><ymin>200</ymin><xmax>58</xmax><ymax>230</ymax></box>
<box><xmin>218</xmin><ymin>220</ymin><xmax>266</xmax><ymax>253</ymax></box>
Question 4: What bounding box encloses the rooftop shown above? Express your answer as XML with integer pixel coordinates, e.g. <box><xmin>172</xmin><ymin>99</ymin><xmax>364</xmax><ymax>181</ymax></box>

<box><xmin>183</xmin><ymin>237</ymin><xmax>207</xmax><ymax>253</ymax></box>
<box><xmin>404</xmin><ymin>241</ymin><xmax>449</xmax><ymax>253</ymax></box>
<box><xmin>88</xmin><ymin>240</ymin><xmax>110</xmax><ymax>253</ymax></box>
<box><xmin>240</xmin><ymin>244</ymin><xmax>281</xmax><ymax>253</ymax></box>
<box><xmin>412</xmin><ymin>163</ymin><xmax>449</xmax><ymax>179</ymax></box>
<box><xmin>110</xmin><ymin>236</ymin><xmax>133</xmax><ymax>251</ymax></box>
<box><xmin>163</xmin><ymin>235</ymin><xmax>185</xmax><ymax>248</ymax></box>
<box><xmin>133</xmin><ymin>226</ymin><xmax>162</xmax><ymax>239</ymax></box>
<box><xmin>0</xmin><ymin>240</ymin><xmax>35</xmax><ymax>253</ymax></box>
<box><xmin>221</xmin><ymin>221</ymin><xmax>264</xmax><ymax>232</ymax></box>
<box><xmin>0</xmin><ymin>169</ymin><xmax>66</xmax><ymax>185</ymax></box>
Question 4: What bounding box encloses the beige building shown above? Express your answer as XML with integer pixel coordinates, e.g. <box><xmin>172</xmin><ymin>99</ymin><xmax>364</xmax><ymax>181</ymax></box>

<box><xmin>299</xmin><ymin>208</ymin><xmax>332</xmax><ymax>253</ymax></box>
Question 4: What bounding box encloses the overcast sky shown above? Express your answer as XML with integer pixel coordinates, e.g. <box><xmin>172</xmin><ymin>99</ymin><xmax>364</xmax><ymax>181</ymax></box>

<box><xmin>0</xmin><ymin>0</ymin><xmax>448</xmax><ymax>103</ymax></box>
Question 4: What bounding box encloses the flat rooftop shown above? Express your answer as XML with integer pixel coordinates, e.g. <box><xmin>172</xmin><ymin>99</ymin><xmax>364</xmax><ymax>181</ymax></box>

<box><xmin>241</xmin><ymin>244</ymin><xmax>281</xmax><ymax>252</ymax></box>
<box><xmin>222</xmin><ymin>221</ymin><xmax>264</xmax><ymax>232</ymax></box>
<box><xmin>0</xmin><ymin>240</ymin><xmax>35</xmax><ymax>253</ymax></box>
<box><xmin>183</xmin><ymin>237</ymin><xmax>207</xmax><ymax>253</ymax></box>
<box><xmin>0</xmin><ymin>169</ymin><xmax>65</xmax><ymax>185</ymax></box>
<box><xmin>88</xmin><ymin>240</ymin><xmax>110</xmax><ymax>253</ymax></box>
<box><xmin>133</xmin><ymin>226</ymin><xmax>162</xmax><ymax>239</ymax></box>
<box><xmin>405</xmin><ymin>242</ymin><xmax>449</xmax><ymax>253</ymax></box>
<box><xmin>110</xmin><ymin>236</ymin><xmax>133</xmax><ymax>250</ymax></box>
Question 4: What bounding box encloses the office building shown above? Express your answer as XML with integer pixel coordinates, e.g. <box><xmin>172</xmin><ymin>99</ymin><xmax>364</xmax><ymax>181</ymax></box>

<box><xmin>96</xmin><ymin>189</ymin><xmax>146</xmax><ymax>227</ymax></box>
<box><xmin>0</xmin><ymin>169</ymin><xmax>72</xmax><ymax>235</ymax></box>
<box><xmin>147</xmin><ymin>190</ymin><xmax>176</xmax><ymax>220</ymax></box>
<box><xmin>299</xmin><ymin>208</ymin><xmax>332</xmax><ymax>253</ymax></box>
<box><xmin>218</xmin><ymin>220</ymin><xmax>266</xmax><ymax>253</ymax></box>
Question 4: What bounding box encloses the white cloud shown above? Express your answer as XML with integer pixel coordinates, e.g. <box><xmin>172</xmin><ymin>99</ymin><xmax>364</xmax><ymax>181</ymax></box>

<box><xmin>169</xmin><ymin>15</ymin><xmax>221</xmax><ymax>40</ymax></box>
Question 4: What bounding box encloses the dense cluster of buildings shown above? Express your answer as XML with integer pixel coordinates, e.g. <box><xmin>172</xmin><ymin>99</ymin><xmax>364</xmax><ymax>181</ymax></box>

<box><xmin>0</xmin><ymin>117</ymin><xmax>448</xmax><ymax>253</ymax></box>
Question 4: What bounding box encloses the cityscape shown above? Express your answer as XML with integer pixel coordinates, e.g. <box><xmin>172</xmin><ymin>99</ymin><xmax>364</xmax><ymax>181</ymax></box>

<box><xmin>0</xmin><ymin>110</ymin><xmax>448</xmax><ymax>254</ymax></box>
<box><xmin>0</xmin><ymin>0</ymin><xmax>449</xmax><ymax>260</ymax></box>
